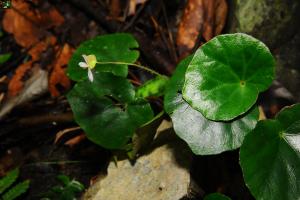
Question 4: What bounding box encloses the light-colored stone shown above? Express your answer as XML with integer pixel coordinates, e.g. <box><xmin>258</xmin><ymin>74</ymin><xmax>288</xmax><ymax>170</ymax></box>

<box><xmin>84</xmin><ymin>121</ymin><xmax>192</xmax><ymax>200</ymax></box>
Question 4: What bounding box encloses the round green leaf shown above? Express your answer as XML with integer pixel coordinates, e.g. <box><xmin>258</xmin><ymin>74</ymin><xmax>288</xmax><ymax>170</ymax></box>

<box><xmin>67</xmin><ymin>72</ymin><xmax>153</xmax><ymax>149</ymax></box>
<box><xmin>204</xmin><ymin>193</ymin><xmax>231</xmax><ymax>200</ymax></box>
<box><xmin>183</xmin><ymin>33</ymin><xmax>275</xmax><ymax>121</ymax></box>
<box><xmin>240</xmin><ymin>104</ymin><xmax>300</xmax><ymax>200</ymax></box>
<box><xmin>164</xmin><ymin>56</ymin><xmax>258</xmax><ymax>155</ymax></box>
<box><xmin>67</xmin><ymin>33</ymin><xmax>139</xmax><ymax>81</ymax></box>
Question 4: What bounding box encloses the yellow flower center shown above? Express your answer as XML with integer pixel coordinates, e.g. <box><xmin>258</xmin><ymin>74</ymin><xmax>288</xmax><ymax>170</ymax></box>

<box><xmin>86</xmin><ymin>55</ymin><xmax>97</xmax><ymax>69</ymax></box>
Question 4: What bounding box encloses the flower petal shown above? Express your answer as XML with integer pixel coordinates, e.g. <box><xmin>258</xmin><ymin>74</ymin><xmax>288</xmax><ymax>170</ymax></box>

<box><xmin>82</xmin><ymin>54</ymin><xmax>88</xmax><ymax>64</ymax></box>
<box><xmin>88</xmin><ymin>69</ymin><xmax>94</xmax><ymax>82</ymax></box>
<box><xmin>79</xmin><ymin>62</ymin><xmax>88</xmax><ymax>68</ymax></box>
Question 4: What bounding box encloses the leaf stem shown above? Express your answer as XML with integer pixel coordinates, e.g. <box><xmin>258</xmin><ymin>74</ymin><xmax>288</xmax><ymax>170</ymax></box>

<box><xmin>96</xmin><ymin>61</ymin><xmax>163</xmax><ymax>76</ymax></box>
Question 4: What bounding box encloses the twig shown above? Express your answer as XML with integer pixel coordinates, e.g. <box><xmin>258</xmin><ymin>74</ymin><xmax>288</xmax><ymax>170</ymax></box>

<box><xmin>18</xmin><ymin>112</ymin><xmax>73</xmax><ymax>126</ymax></box>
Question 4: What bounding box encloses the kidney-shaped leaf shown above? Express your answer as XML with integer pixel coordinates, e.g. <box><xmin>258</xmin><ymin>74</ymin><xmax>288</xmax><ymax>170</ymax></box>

<box><xmin>67</xmin><ymin>72</ymin><xmax>153</xmax><ymax>149</ymax></box>
<box><xmin>67</xmin><ymin>33</ymin><xmax>139</xmax><ymax>81</ymax></box>
<box><xmin>164</xmin><ymin>56</ymin><xmax>258</xmax><ymax>155</ymax></box>
<box><xmin>183</xmin><ymin>33</ymin><xmax>275</xmax><ymax>121</ymax></box>
<box><xmin>240</xmin><ymin>104</ymin><xmax>300</xmax><ymax>200</ymax></box>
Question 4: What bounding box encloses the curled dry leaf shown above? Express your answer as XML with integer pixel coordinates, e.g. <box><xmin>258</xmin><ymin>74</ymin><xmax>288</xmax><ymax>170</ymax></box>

<box><xmin>202</xmin><ymin>0</ymin><xmax>228</xmax><ymax>41</ymax></box>
<box><xmin>0</xmin><ymin>37</ymin><xmax>56</xmax><ymax>119</ymax></box>
<box><xmin>8</xmin><ymin>37</ymin><xmax>56</xmax><ymax>97</ymax></box>
<box><xmin>128</xmin><ymin>0</ymin><xmax>148</xmax><ymax>16</ymax></box>
<box><xmin>55</xmin><ymin>126</ymin><xmax>86</xmax><ymax>147</ymax></box>
<box><xmin>110</xmin><ymin>0</ymin><xmax>122</xmax><ymax>20</ymax></box>
<box><xmin>54</xmin><ymin>126</ymin><xmax>81</xmax><ymax>144</ymax></box>
<box><xmin>176</xmin><ymin>0</ymin><xmax>228</xmax><ymax>57</ymax></box>
<box><xmin>214</xmin><ymin>0</ymin><xmax>228</xmax><ymax>36</ymax></box>
<box><xmin>0</xmin><ymin>67</ymin><xmax>48</xmax><ymax>119</ymax></box>
<box><xmin>2</xmin><ymin>0</ymin><xmax>64</xmax><ymax>48</ymax></box>
<box><xmin>49</xmin><ymin>44</ymin><xmax>73</xmax><ymax>97</ymax></box>
<box><xmin>64</xmin><ymin>134</ymin><xmax>86</xmax><ymax>147</ymax></box>
<box><xmin>202</xmin><ymin>0</ymin><xmax>215</xmax><ymax>41</ymax></box>
<box><xmin>176</xmin><ymin>0</ymin><xmax>204</xmax><ymax>57</ymax></box>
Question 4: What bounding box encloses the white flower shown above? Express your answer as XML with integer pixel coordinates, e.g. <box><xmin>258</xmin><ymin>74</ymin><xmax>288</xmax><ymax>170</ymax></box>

<box><xmin>79</xmin><ymin>54</ymin><xmax>97</xmax><ymax>82</ymax></box>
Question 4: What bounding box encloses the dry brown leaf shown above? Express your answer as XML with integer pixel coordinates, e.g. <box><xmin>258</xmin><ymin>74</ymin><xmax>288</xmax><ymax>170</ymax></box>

<box><xmin>49</xmin><ymin>44</ymin><xmax>73</xmax><ymax>97</ymax></box>
<box><xmin>2</xmin><ymin>0</ymin><xmax>64</xmax><ymax>48</ymax></box>
<box><xmin>8</xmin><ymin>37</ymin><xmax>56</xmax><ymax>97</ymax></box>
<box><xmin>176</xmin><ymin>0</ymin><xmax>204</xmax><ymax>58</ymax></box>
<box><xmin>176</xmin><ymin>0</ymin><xmax>228</xmax><ymax>57</ymax></box>
<box><xmin>64</xmin><ymin>134</ymin><xmax>86</xmax><ymax>147</ymax></box>
<box><xmin>128</xmin><ymin>0</ymin><xmax>148</xmax><ymax>16</ymax></box>
<box><xmin>202</xmin><ymin>0</ymin><xmax>228</xmax><ymax>41</ymax></box>
<box><xmin>0</xmin><ymin>66</ymin><xmax>48</xmax><ymax>119</ymax></box>
<box><xmin>258</xmin><ymin>106</ymin><xmax>266</xmax><ymax>120</ymax></box>
<box><xmin>110</xmin><ymin>0</ymin><xmax>122</xmax><ymax>19</ymax></box>
<box><xmin>214</xmin><ymin>0</ymin><xmax>228</xmax><ymax>36</ymax></box>
<box><xmin>55</xmin><ymin>126</ymin><xmax>86</xmax><ymax>147</ymax></box>
<box><xmin>54</xmin><ymin>126</ymin><xmax>81</xmax><ymax>144</ymax></box>
<box><xmin>202</xmin><ymin>0</ymin><xmax>215</xmax><ymax>41</ymax></box>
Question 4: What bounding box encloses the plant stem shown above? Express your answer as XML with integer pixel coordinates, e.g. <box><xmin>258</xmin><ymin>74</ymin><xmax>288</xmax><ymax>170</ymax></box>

<box><xmin>96</xmin><ymin>61</ymin><xmax>163</xmax><ymax>76</ymax></box>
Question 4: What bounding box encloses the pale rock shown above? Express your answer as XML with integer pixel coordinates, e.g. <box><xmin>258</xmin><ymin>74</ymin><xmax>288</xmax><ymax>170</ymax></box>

<box><xmin>84</xmin><ymin>120</ymin><xmax>192</xmax><ymax>200</ymax></box>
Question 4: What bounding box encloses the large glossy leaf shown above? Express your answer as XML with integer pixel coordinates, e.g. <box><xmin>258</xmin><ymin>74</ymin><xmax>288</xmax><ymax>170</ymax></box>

<box><xmin>164</xmin><ymin>56</ymin><xmax>258</xmax><ymax>155</ymax></box>
<box><xmin>67</xmin><ymin>33</ymin><xmax>139</xmax><ymax>81</ymax></box>
<box><xmin>183</xmin><ymin>33</ymin><xmax>275</xmax><ymax>121</ymax></box>
<box><xmin>67</xmin><ymin>72</ymin><xmax>153</xmax><ymax>149</ymax></box>
<box><xmin>240</xmin><ymin>104</ymin><xmax>300</xmax><ymax>200</ymax></box>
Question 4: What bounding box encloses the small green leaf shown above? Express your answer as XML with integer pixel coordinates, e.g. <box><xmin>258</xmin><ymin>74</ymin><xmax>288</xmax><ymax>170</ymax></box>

<box><xmin>0</xmin><ymin>53</ymin><xmax>11</xmax><ymax>64</ymax></box>
<box><xmin>183</xmin><ymin>33</ymin><xmax>275</xmax><ymax>121</ymax></box>
<box><xmin>204</xmin><ymin>193</ymin><xmax>231</xmax><ymax>200</ymax></box>
<box><xmin>56</xmin><ymin>175</ymin><xmax>70</xmax><ymax>186</ymax></box>
<box><xmin>0</xmin><ymin>168</ymin><xmax>19</xmax><ymax>194</ymax></box>
<box><xmin>164</xmin><ymin>56</ymin><xmax>258</xmax><ymax>155</ymax></box>
<box><xmin>66</xmin><ymin>179</ymin><xmax>84</xmax><ymax>193</ymax></box>
<box><xmin>240</xmin><ymin>104</ymin><xmax>300</xmax><ymax>200</ymax></box>
<box><xmin>67</xmin><ymin>72</ymin><xmax>154</xmax><ymax>149</ymax></box>
<box><xmin>2</xmin><ymin>180</ymin><xmax>30</xmax><ymax>200</ymax></box>
<box><xmin>136</xmin><ymin>75</ymin><xmax>169</xmax><ymax>98</ymax></box>
<box><xmin>67</xmin><ymin>33</ymin><xmax>139</xmax><ymax>81</ymax></box>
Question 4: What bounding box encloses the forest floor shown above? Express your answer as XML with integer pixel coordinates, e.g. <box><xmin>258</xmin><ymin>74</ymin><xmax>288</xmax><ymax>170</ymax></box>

<box><xmin>0</xmin><ymin>0</ymin><xmax>298</xmax><ymax>199</ymax></box>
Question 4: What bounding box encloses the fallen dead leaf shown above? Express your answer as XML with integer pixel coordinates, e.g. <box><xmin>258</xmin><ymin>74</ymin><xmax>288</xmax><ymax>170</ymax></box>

<box><xmin>49</xmin><ymin>44</ymin><xmax>73</xmax><ymax>97</ymax></box>
<box><xmin>258</xmin><ymin>106</ymin><xmax>266</xmax><ymax>120</ymax></box>
<box><xmin>55</xmin><ymin>126</ymin><xmax>81</xmax><ymax>144</ymax></box>
<box><xmin>214</xmin><ymin>0</ymin><xmax>228</xmax><ymax>36</ymax></box>
<box><xmin>128</xmin><ymin>0</ymin><xmax>148</xmax><ymax>16</ymax></box>
<box><xmin>64</xmin><ymin>134</ymin><xmax>86</xmax><ymax>147</ymax></box>
<box><xmin>110</xmin><ymin>0</ymin><xmax>122</xmax><ymax>20</ymax></box>
<box><xmin>8</xmin><ymin>37</ymin><xmax>56</xmax><ymax>97</ymax></box>
<box><xmin>202</xmin><ymin>0</ymin><xmax>215</xmax><ymax>41</ymax></box>
<box><xmin>202</xmin><ymin>0</ymin><xmax>228</xmax><ymax>41</ymax></box>
<box><xmin>176</xmin><ymin>0</ymin><xmax>204</xmax><ymax>58</ymax></box>
<box><xmin>2</xmin><ymin>0</ymin><xmax>64</xmax><ymax>48</ymax></box>
<box><xmin>176</xmin><ymin>0</ymin><xmax>228</xmax><ymax>57</ymax></box>
<box><xmin>0</xmin><ymin>66</ymin><xmax>48</xmax><ymax>119</ymax></box>
<box><xmin>55</xmin><ymin>127</ymin><xmax>86</xmax><ymax>147</ymax></box>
